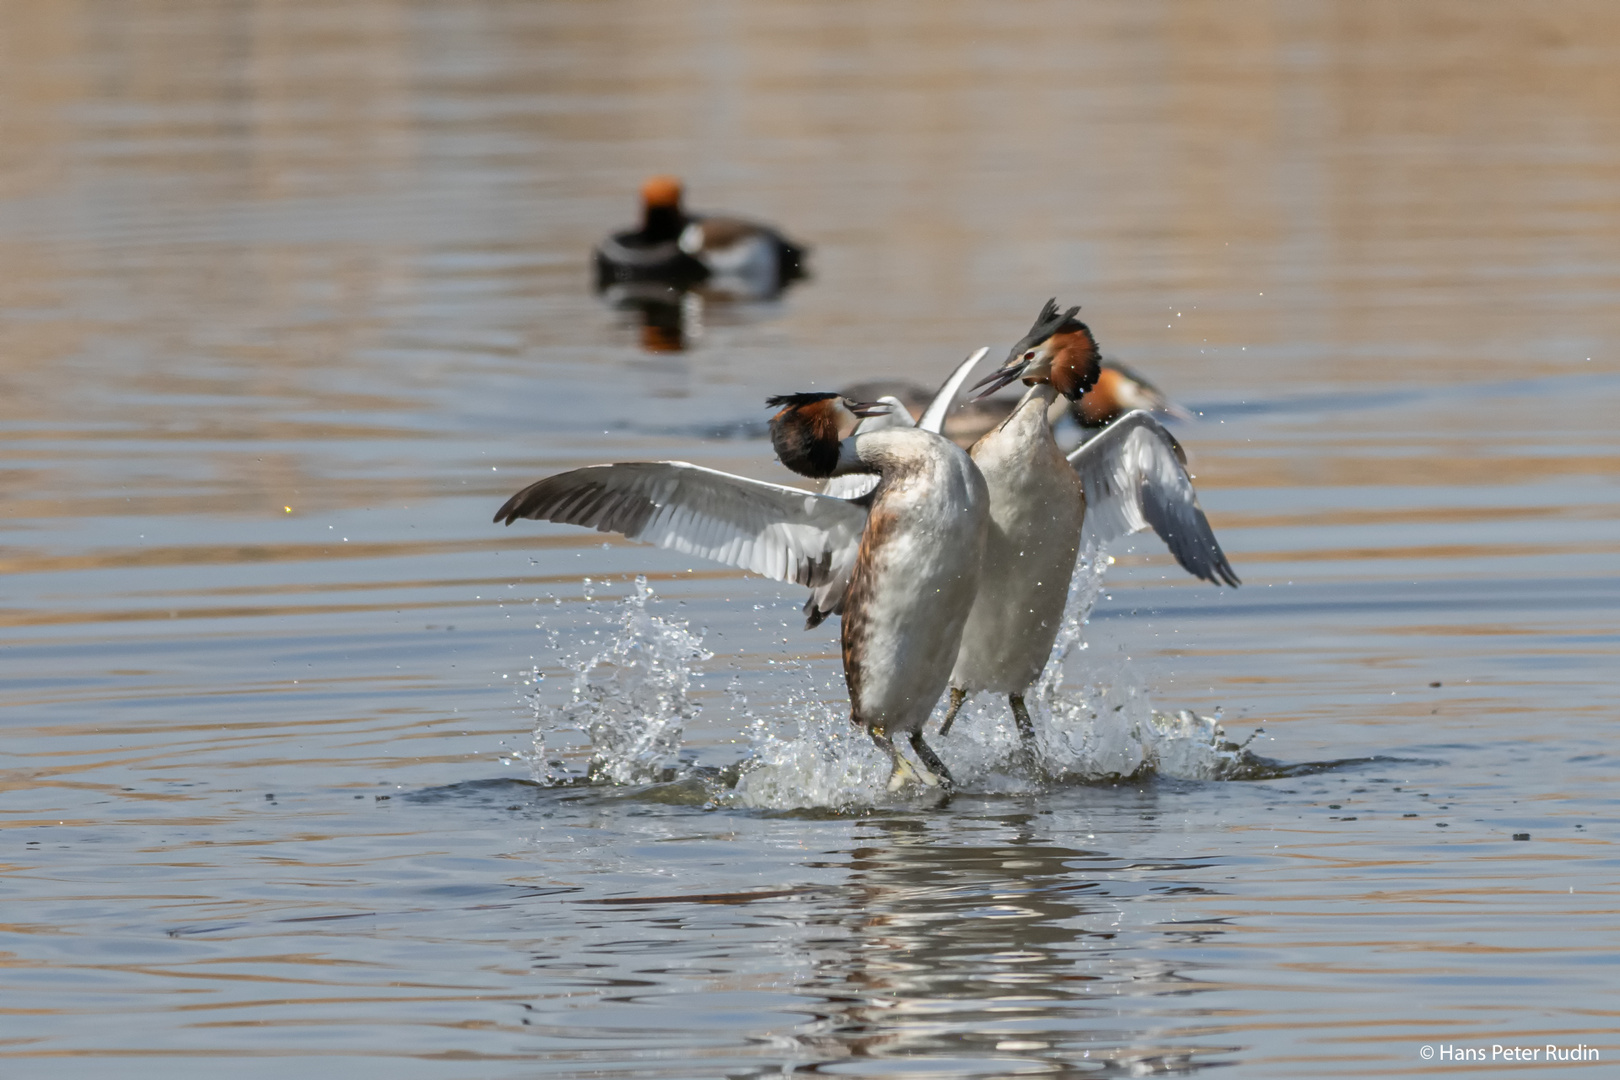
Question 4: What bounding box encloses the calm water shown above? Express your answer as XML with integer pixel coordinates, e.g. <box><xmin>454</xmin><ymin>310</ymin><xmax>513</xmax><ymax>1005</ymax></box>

<box><xmin>2</xmin><ymin>1</ymin><xmax>1618</xmax><ymax>1076</ymax></box>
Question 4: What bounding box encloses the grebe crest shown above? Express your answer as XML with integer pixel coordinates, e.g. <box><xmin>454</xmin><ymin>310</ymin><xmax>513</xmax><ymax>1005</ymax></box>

<box><xmin>971</xmin><ymin>298</ymin><xmax>1102</xmax><ymax>401</ymax></box>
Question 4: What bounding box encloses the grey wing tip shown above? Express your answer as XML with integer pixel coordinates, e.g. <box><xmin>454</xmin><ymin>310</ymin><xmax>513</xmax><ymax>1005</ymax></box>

<box><xmin>1146</xmin><ymin>497</ymin><xmax>1241</xmax><ymax>589</ymax></box>
<box><xmin>1198</xmin><ymin>522</ymin><xmax>1241</xmax><ymax>587</ymax></box>
<box><xmin>494</xmin><ymin>494</ymin><xmax>523</xmax><ymax>525</ymax></box>
<box><xmin>1199</xmin><ymin>551</ymin><xmax>1240</xmax><ymax>588</ymax></box>
<box><xmin>494</xmin><ymin>479</ymin><xmax>554</xmax><ymax>526</ymax></box>
<box><xmin>1177</xmin><ymin>533</ymin><xmax>1240</xmax><ymax>588</ymax></box>
<box><xmin>1198</xmin><ymin>542</ymin><xmax>1241</xmax><ymax>588</ymax></box>
<box><xmin>1177</xmin><ymin>528</ymin><xmax>1239</xmax><ymax>587</ymax></box>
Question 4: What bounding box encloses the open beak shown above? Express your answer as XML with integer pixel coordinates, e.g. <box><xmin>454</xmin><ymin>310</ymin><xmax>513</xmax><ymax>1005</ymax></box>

<box><xmin>847</xmin><ymin>399</ymin><xmax>894</xmax><ymax>418</ymax></box>
<box><xmin>968</xmin><ymin>359</ymin><xmax>1029</xmax><ymax>401</ymax></box>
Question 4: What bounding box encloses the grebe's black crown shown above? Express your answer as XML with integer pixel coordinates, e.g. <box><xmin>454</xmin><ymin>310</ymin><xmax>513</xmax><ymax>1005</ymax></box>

<box><xmin>767</xmin><ymin>392</ymin><xmax>843</xmax><ymax>478</ymax></box>
<box><xmin>765</xmin><ymin>392</ymin><xmax>839</xmax><ymax>410</ymax></box>
<box><xmin>1007</xmin><ymin>298</ymin><xmax>1084</xmax><ymax>361</ymax></box>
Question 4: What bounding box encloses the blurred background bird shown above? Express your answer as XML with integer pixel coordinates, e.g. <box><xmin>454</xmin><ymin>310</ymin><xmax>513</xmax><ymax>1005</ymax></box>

<box><xmin>594</xmin><ymin>175</ymin><xmax>808</xmax><ymax>301</ymax></box>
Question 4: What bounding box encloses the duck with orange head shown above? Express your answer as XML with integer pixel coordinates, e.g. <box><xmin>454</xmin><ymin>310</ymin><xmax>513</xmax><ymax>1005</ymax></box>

<box><xmin>594</xmin><ymin>175</ymin><xmax>808</xmax><ymax>300</ymax></box>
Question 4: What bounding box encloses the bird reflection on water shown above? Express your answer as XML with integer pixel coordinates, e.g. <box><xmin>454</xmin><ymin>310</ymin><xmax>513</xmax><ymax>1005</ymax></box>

<box><xmin>742</xmin><ymin>812</ymin><xmax>1237</xmax><ymax>1074</ymax></box>
<box><xmin>600</xmin><ymin>281</ymin><xmax>700</xmax><ymax>354</ymax></box>
<box><xmin>599</xmin><ymin>280</ymin><xmax>802</xmax><ymax>355</ymax></box>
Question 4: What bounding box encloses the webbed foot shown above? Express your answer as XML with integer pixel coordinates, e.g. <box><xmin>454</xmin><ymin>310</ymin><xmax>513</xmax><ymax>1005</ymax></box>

<box><xmin>909</xmin><ymin>731</ymin><xmax>955</xmax><ymax>792</ymax></box>
<box><xmin>885</xmin><ymin>752</ymin><xmax>930</xmax><ymax>792</ymax></box>
<box><xmin>870</xmin><ymin>725</ymin><xmax>943</xmax><ymax>792</ymax></box>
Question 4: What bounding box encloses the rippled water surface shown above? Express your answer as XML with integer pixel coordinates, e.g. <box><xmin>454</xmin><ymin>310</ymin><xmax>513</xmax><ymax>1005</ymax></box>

<box><xmin>3</xmin><ymin>1</ymin><xmax>1618</xmax><ymax>1076</ymax></box>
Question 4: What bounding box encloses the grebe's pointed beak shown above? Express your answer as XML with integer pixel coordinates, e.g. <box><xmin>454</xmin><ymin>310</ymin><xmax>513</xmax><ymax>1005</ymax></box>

<box><xmin>847</xmin><ymin>399</ymin><xmax>894</xmax><ymax>418</ymax></box>
<box><xmin>968</xmin><ymin>359</ymin><xmax>1030</xmax><ymax>401</ymax></box>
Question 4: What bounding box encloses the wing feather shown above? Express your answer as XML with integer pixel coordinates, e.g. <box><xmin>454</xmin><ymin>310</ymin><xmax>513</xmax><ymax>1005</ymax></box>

<box><xmin>495</xmin><ymin>461</ymin><xmax>868</xmax><ymax>592</ymax></box>
<box><xmin>917</xmin><ymin>346</ymin><xmax>991</xmax><ymax>434</ymax></box>
<box><xmin>1067</xmin><ymin>411</ymin><xmax>1240</xmax><ymax>587</ymax></box>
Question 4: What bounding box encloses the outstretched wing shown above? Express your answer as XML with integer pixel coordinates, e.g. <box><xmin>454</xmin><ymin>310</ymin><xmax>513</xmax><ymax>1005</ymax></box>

<box><xmin>916</xmin><ymin>347</ymin><xmax>990</xmax><ymax>434</ymax></box>
<box><xmin>496</xmin><ymin>461</ymin><xmax>868</xmax><ymax>591</ymax></box>
<box><xmin>1068</xmin><ymin>411</ymin><xmax>1240</xmax><ymax>586</ymax></box>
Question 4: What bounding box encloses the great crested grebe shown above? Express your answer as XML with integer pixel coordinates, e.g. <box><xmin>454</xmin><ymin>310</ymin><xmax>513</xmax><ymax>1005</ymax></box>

<box><xmin>840</xmin><ymin>359</ymin><xmax>1194</xmax><ymax>449</ymax></box>
<box><xmin>1074</xmin><ymin>360</ymin><xmax>1194</xmax><ymax>431</ymax></box>
<box><xmin>593</xmin><ymin>176</ymin><xmax>808</xmax><ymax>300</ymax></box>
<box><xmin>495</xmin><ymin>392</ymin><xmax>988</xmax><ymax>793</ymax></box>
<box><xmin>830</xmin><ymin>306</ymin><xmax>1238</xmax><ymax>741</ymax></box>
<box><xmin>942</xmin><ymin>300</ymin><xmax>1238</xmax><ymax>737</ymax></box>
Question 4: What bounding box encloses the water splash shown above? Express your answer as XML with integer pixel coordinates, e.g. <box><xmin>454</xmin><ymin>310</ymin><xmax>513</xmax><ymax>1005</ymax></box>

<box><xmin>729</xmin><ymin>540</ymin><xmax>1255</xmax><ymax>810</ymax></box>
<box><xmin>732</xmin><ymin>700</ymin><xmax>897</xmax><ymax>812</ymax></box>
<box><xmin>726</xmin><ymin>696</ymin><xmax>1252</xmax><ymax>812</ymax></box>
<box><xmin>511</xmin><ymin>555</ymin><xmax>1257</xmax><ymax>811</ymax></box>
<box><xmin>1028</xmin><ymin>538</ymin><xmax>1256</xmax><ymax>782</ymax></box>
<box><xmin>522</xmin><ymin>576</ymin><xmax>711</xmax><ymax>785</ymax></box>
<box><xmin>1037</xmin><ymin>536</ymin><xmax>1112</xmax><ymax>700</ymax></box>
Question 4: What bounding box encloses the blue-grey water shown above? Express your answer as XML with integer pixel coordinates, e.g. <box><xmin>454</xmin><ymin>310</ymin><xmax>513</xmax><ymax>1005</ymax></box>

<box><xmin>2</xmin><ymin>1</ymin><xmax>1617</xmax><ymax>1076</ymax></box>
